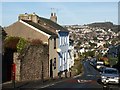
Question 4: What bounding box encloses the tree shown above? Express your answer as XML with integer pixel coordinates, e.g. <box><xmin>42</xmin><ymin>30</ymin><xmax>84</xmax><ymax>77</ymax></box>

<box><xmin>83</xmin><ymin>51</ymin><xmax>95</xmax><ymax>58</ymax></box>
<box><xmin>2</xmin><ymin>28</ymin><xmax>7</xmax><ymax>40</ymax></box>
<box><xmin>93</xmin><ymin>37</ymin><xmax>97</xmax><ymax>41</ymax></box>
<box><xmin>4</xmin><ymin>36</ymin><xmax>28</xmax><ymax>52</ymax></box>
<box><xmin>112</xmin><ymin>51</ymin><xmax>120</xmax><ymax>72</ymax></box>
<box><xmin>4</xmin><ymin>36</ymin><xmax>20</xmax><ymax>51</ymax></box>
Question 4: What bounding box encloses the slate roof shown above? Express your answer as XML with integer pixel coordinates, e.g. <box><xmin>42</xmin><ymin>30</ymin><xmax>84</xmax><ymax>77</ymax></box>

<box><xmin>38</xmin><ymin>17</ymin><xmax>69</xmax><ymax>32</ymax></box>
<box><xmin>21</xmin><ymin>14</ymin><xmax>69</xmax><ymax>37</ymax></box>
<box><xmin>22</xmin><ymin>20</ymin><xmax>58</xmax><ymax>36</ymax></box>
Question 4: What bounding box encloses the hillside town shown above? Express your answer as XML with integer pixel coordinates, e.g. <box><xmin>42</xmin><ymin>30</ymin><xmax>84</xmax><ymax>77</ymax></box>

<box><xmin>64</xmin><ymin>24</ymin><xmax>120</xmax><ymax>58</ymax></box>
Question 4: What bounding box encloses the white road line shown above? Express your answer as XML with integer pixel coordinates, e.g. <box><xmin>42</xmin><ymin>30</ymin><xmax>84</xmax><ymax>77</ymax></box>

<box><xmin>40</xmin><ymin>84</ymin><xmax>51</xmax><ymax>88</ymax></box>
<box><xmin>73</xmin><ymin>74</ymin><xmax>82</xmax><ymax>78</ymax></box>
<box><xmin>87</xmin><ymin>75</ymin><xmax>93</xmax><ymax>76</ymax></box>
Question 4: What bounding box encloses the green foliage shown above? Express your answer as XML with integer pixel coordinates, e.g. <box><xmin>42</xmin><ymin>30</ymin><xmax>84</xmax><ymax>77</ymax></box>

<box><xmin>96</xmin><ymin>53</ymin><xmax>102</xmax><ymax>59</ymax></box>
<box><xmin>17</xmin><ymin>38</ymin><xmax>28</xmax><ymax>53</ymax></box>
<box><xmin>82</xmin><ymin>51</ymin><xmax>95</xmax><ymax>57</ymax></box>
<box><xmin>4</xmin><ymin>36</ymin><xmax>20</xmax><ymax>50</ymax></box>
<box><xmin>93</xmin><ymin>37</ymin><xmax>97</xmax><ymax>41</ymax></box>
<box><xmin>2</xmin><ymin>29</ymin><xmax>7</xmax><ymax>40</ymax></box>
<box><xmin>76</xmin><ymin>62</ymin><xmax>82</xmax><ymax>74</ymax></box>
<box><xmin>89</xmin><ymin>42</ymin><xmax>97</xmax><ymax>47</ymax></box>
<box><xmin>77</xmin><ymin>40</ymin><xmax>81</xmax><ymax>46</ymax></box>
<box><xmin>109</xmin><ymin>57</ymin><xmax>118</xmax><ymax>66</ymax></box>
<box><xmin>103</xmin><ymin>42</ymin><xmax>110</xmax><ymax>48</ymax></box>
<box><xmin>4</xmin><ymin>36</ymin><xmax>28</xmax><ymax>52</ymax></box>
<box><xmin>76</xmin><ymin>60</ymin><xmax>82</xmax><ymax>74</ymax></box>
<box><xmin>72</xmin><ymin>60</ymin><xmax>83</xmax><ymax>75</ymax></box>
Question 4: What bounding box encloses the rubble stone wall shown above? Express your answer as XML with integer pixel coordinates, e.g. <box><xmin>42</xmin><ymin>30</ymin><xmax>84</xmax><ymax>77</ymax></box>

<box><xmin>15</xmin><ymin>44</ymin><xmax>49</xmax><ymax>81</ymax></box>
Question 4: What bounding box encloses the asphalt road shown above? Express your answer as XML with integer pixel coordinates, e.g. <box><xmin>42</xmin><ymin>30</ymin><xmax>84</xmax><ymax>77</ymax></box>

<box><xmin>38</xmin><ymin>60</ymin><xmax>120</xmax><ymax>90</ymax></box>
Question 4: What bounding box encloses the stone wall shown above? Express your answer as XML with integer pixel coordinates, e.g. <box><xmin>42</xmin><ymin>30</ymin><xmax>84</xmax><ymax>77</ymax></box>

<box><xmin>13</xmin><ymin>53</ymin><xmax>20</xmax><ymax>81</ymax></box>
<box><xmin>14</xmin><ymin>44</ymin><xmax>49</xmax><ymax>82</ymax></box>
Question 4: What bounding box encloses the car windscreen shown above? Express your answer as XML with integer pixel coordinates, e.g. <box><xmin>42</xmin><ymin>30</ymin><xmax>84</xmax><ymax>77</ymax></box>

<box><xmin>104</xmin><ymin>69</ymin><xmax>118</xmax><ymax>74</ymax></box>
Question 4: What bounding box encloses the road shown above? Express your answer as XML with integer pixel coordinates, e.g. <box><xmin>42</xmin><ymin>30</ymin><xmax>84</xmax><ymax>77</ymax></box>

<box><xmin>38</xmin><ymin>60</ymin><xmax>120</xmax><ymax>89</ymax></box>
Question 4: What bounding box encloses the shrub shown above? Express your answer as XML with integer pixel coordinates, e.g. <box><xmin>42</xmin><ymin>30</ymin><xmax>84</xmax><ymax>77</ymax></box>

<box><xmin>17</xmin><ymin>38</ymin><xmax>28</xmax><ymax>53</ymax></box>
<box><xmin>4</xmin><ymin>36</ymin><xmax>20</xmax><ymax>50</ymax></box>
<box><xmin>4</xmin><ymin>36</ymin><xmax>28</xmax><ymax>53</ymax></box>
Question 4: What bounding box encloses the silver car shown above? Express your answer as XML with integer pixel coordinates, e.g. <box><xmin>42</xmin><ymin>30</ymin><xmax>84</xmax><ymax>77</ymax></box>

<box><xmin>101</xmin><ymin>67</ymin><xmax>120</xmax><ymax>84</ymax></box>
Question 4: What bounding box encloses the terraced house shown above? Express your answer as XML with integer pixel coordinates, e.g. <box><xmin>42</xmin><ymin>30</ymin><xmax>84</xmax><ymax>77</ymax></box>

<box><xmin>4</xmin><ymin>12</ymin><xmax>73</xmax><ymax>80</ymax></box>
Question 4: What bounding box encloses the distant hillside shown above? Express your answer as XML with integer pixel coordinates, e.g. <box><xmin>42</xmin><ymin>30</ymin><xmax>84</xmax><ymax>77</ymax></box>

<box><xmin>87</xmin><ymin>22</ymin><xmax>119</xmax><ymax>33</ymax></box>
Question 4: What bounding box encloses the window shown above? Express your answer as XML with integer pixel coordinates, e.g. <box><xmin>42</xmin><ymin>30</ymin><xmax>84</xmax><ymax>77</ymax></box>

<box><xmin>62</xmin><ymin>37</ymin><xmax>63</xmax><ymax>45</ymax></box>
<box><xmin>65</xmin><ymin>52</ymin><xmax>66</xmax><ymax>63</ymax></box>
<box><xmin>60</xmin><ymin>37</ymin><xmax>61</xmax><ymax>46</ymax></box>
<box><xmin>62</xmin><ymin>52</ymin><xmax>64</xmax><ymax>64</ymax></box>
<box><xmin>64</xmin><ymin>37</ymin><xmax>66</xmax><ymax>45</ymax></box>
<box><xmin>54</xmin><ymin>58</ymin><xmax>56</xmax><ymax>69</ymax></box>
<box><xmin>54</xmin><ymin>38</ymin><xmax>56</xmax><ymax>49</ymax></box>
<box><xmin>65</xmin><ymin>36</ymin><xmax>67</xmax><ymax>44</ymax></box>
<box><xmin>60</xmin><ymin>57</ymin><xmax>61</xmax><ymax>66</ymax></box>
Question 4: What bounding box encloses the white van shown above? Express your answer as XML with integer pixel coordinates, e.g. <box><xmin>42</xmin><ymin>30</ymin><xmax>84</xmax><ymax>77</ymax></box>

<box><xmin>101</xmin><ymin>67</ymin><xmax>120</xmax><ymax>84</ymax></box>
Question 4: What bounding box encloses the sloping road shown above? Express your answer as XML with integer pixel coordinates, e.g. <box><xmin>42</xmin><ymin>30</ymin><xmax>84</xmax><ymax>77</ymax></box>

<box><xmin>37</xmin><ymin>60</ymin><xmax>120</xmax><ymax>90</ymax></box>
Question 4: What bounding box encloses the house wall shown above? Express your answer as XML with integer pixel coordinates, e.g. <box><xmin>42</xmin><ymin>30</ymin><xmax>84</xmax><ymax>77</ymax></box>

<box><xmin>58</xmin><ymin>32</ymin><xmax>69</xmax><ymax>72</ymax></box>
<box><xmin>5</xmin><ymin>21</ymin><xmax>49</xmax><ymax>43</ymax></box>
<box><xmin>49</xmin><ymin>37</ymin><xmax>59</xmax><ymax>78</ymax></box>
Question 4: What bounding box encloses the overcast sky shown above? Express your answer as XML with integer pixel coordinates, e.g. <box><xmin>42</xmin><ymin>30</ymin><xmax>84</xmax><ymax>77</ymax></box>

<box><xmin>1</xmin><ymin>2</ymin><xmax>119</xmax><ymax>27</ymax></box>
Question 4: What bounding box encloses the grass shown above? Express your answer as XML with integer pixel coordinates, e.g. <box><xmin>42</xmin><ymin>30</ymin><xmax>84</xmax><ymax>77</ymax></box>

<box><xmin>71</xmin><ymin>59</ymin><xmax>83</xmax><ymax>75</ymax></box>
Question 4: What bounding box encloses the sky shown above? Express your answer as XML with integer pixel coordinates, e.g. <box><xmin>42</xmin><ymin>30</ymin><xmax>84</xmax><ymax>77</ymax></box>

<box><xmin>1</xmin><ymin>2</ymin><xmax>119</xmax><ymax>27</ymax></box>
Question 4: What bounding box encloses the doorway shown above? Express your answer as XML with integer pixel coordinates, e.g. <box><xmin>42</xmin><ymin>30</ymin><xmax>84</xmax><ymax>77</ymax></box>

<box><xmin>50</xmin><ymin>59</ymin><xmax>53</xmax><ymax>78</ymax></box>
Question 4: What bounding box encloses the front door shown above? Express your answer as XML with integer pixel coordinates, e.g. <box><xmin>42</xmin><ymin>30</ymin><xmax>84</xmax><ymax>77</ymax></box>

<box><xmin>50</xmin><ymin>59</ymin><xmax>53</xmax><ymax>78</ymax></box>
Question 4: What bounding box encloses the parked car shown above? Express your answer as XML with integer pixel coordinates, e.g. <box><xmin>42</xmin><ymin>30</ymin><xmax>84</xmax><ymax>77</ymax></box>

<box><xmin>99</xmin><ymin>66</ymin><xmax>106</xmax><ymax>72</ymax></box>
<box><xmin>96</xmin><ymin>61</ymin><xmax>104</xmax><ymax>69</ymax></box>
<box><xmin>101</xmin><ymin>67</ymin><xmax>120</xmax><ymax>84</ymax></box>
<box><xmin>89</xmin><ymin>58</ymin><xmax>97</xmax><ymax>67</ymax></box>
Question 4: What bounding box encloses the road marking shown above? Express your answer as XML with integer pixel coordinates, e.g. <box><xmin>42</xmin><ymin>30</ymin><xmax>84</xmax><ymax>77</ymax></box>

<box><xmin>35</xmin><ymin>78</ymin><xmax>69</xmax><ymax>89</ymax></box>
<box><xmin>73</xmin><ymin>74</ymin><xmax>82</xmax><ymax>78</ymax></box>
<box><xmin>40</xmin><ymin>84</ymin><xmax>51</xmax><ymax>88</ymax></box>
<box><xmin>87</xmin><ymin>75</ymin><xmax>93</xmax><ymax>76</ymax></box>
<box><xmin>39</xmin><ymin>83</ymin><xmax>55</xmax><ymax>88</ymax></box>
<box><xmin>77</xmin><ymin>79</ymin><xmax>96</xmax><ymax>84</ymax></box>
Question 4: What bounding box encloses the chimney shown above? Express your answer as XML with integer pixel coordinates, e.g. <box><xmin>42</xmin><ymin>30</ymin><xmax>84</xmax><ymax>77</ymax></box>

<box><xmin>18</xmin><ymin>13</ymin><xmax>38</xmax><ymax>23</ymax></box>
<box><xmin>50</xmin><ymin>12</ymin><xmax>57</xmax><ymax>23</ymax></box>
